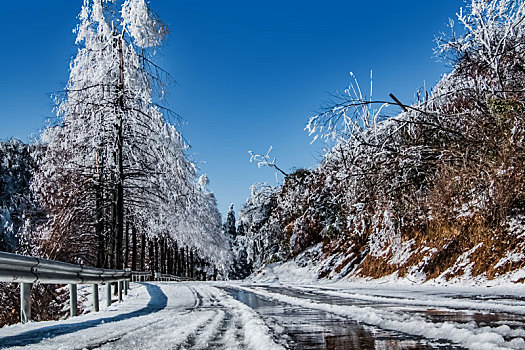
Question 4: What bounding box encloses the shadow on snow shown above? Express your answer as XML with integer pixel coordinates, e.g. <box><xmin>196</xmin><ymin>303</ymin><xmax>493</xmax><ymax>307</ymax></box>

<box><xmin>0</xmin><ymin>282</ymin><xmax>167</xmax><ymax>348</ymax></box>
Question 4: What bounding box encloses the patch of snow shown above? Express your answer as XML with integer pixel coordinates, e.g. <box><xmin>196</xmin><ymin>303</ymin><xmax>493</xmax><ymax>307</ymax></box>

<box><xmin>495</xmin><ymin>251</ymin><xmax>525</xmax><ymax>270</ymax></box>
<box><xmin>434</xmin><ymin>243</ymin><xmax>483</xmax><ymax>283</ymax></box>
<box><xmin>390</xmin><ymin>239</ymin><xmax>415</xmax><ymax>265</ymax></box>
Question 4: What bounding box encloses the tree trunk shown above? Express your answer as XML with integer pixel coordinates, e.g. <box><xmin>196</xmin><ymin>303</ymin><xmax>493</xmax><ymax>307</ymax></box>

<box><xmin>132</xmin><ymin>225</ymin><xmax>137</xmax><ymax>270</ymax></box>
<box><xmin>180</xmin><ymin>247</ymin><xmax>185</xmax><ymax>277</ymax></box>
<box><xmin>141</xmin><ymin>232</ymin><xmax>146</xmax><ymax>271</ymax></box>
<box><xmin>114</xmin><ymin>36</ymin><xmax>125</xmax><ymax>270</ymax></box>
<box><xmin>124</xmin><ymin>221</ymin><xmax>129</xmax><ymax>268</ymax></box>
<box><xmin>174</xmin><ymin>241</ymin><xmax>179</xmax><ymax>276</ymax></box>
<box><xmin>159</xmin><ymin>236</ymin><xmax>165</xmax><ymax>274</ymax></box>
<box><xmin>154</xmin><ymin>237</ymin><xmax>159</xmax><ymax>272</ymax></box>
<box><xmin>186</xmin><ymin>246</ymin><xmax>190</xmax><ymax>278</ymax></box>
<box><xmin>148</xmin><ymin>239</ymin><xmax>154</xmax><ymax>273</ymax></box>
<box><xmin>190</xmin><ymin>249</ymin><xmax>194</xmax><ymax>279</ymax></box>
<box><xmin>164</xmin><ymin>238</ymin><xmax>168</xmax><ymax>274</ymax></box>
<box><xmin>166</xmin><ymin>246</ymin><xmax>171</xmax><ymax>275</ymax></box>
<box><xmin>109</xmin><ymin>190</ymin><xmax>117</xmax><ymax>269</ymax></box>
<box><xmin>95</xmin><ymin>174</ymin><xmax>105</xmax><ymax>268</ymax></box>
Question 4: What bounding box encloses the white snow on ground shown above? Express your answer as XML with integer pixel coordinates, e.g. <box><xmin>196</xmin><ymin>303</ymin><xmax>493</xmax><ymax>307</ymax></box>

<box><xmin>249</xmin><ymin>260</ymin><xmax>319</xmax><ymax>285</ymax></box>
<box><xmin>231</xmin><ymin>283</ymin><xmax>525</xmax><ymax>350</ymax></box>
<box><xmin>0</xmin><ymin>282</ymin><xmax>282</xmax><ymax>350</ymax></box>
<box><xmin>249</xmin><ymin>248</ymin><xmax>525</xmax><ymax>289</ymax></box>
<box><xmin>198</xmin><ymin>287</ymin><xmax>283</xmax><ymax>350</ymax></box>
<box><xmin>3</xmin><ymin>279</ymin><xmax>525</xmax><ymax>349</ymax></box>
<box><xmin>238</xmin><ymin>257</ymin><xmax>525</xmax><ymax>349</ymax></box>
<box><xmin>495</xmin><ymin>251</ymin><xmax>525</xmax><ymax>270</ymax></box>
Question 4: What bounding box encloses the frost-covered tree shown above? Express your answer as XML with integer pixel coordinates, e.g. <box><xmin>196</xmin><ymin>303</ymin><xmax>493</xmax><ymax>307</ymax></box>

<box><xmin>175</xmin><ymin>175</ymin><xmax>231</xmax><ymax>276</ymax></box>
<box><xmin>32</xmin><ymin>0</ymin><xmax>229</xmax><ymax>272</ymax></box>
<box><xmin>33</xmin><ymin>0</ymin><xmax>168</xmax><ymax>266</ymax></box>
<box><xmin>224</xmin><ymin>203</ymin><xmax>251</xmax><ymax>279</ymax></box>
<box><xmin>225</xmin><ymin>204</ymin><xmax>236</xmax><ymax>238</ymax></box>
<box><xmin>302</xmin><ymin>0</ymin><xmax>525</xmax><ymax>243</ymax></box>
<box><xmin>0</xmin><ymin>139</ymin><xmax>37</xmax><ymax>252</ymax></box>
<box><xmin>238</xmin><ymin>183</ymin><xmax>280</xmax><ymax>269</ymax></box>
<box><xmin>0</xmin><ymin>140</ymin><xmax>62</xmax><ymax>327</ymax></box>
<box><xmin>249</xmin><ymin>146</ymin><xmax>288</xmax><ymax>177</ymax></box>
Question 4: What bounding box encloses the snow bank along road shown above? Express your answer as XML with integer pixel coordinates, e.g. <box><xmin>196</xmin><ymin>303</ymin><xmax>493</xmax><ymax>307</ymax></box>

<box><xmin>1</xmin><ymin>282</ymin><xmax>525</xmax><ymax>349</ymax></box>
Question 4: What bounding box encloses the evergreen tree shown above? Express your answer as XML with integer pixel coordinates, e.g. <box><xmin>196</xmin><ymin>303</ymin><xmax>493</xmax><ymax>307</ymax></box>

<box><xmin>225</xmin><ymin>203</ymin><xmax>252</xmax><ymax>279</ymax></box>
<box><xmin>226</xmin><ymin>203</ymin><xmax>236</xmax><ymax>238</ymax></box>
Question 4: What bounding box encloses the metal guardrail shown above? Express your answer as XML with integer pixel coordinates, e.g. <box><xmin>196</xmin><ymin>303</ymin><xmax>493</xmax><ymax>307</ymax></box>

<box><xmin>131</xmin><ymin>270</ymin><xmax>153</xmax><ymax>282</ymax></box>
<box><xmin>0</xmin><ymin>252</ymin><xmax>162</xmax><ymax>324</ymax></box>
<box><xmin>155</xmin><ymin>272</ymin><xmax>180</xmax><ymax>281</ymax></box>
<box><xmin>152</xmin><ymin>272</ymin><xmax>197</xmax><ymax>282</ymax></box>
<box><xmin>0</xmin><ymin>252</ymin><xmax>132</xmax><ymax>284</ymax></box>
<box><xmin>157</xmin><ymin>273</ymin><xmax>195</xmax><ymax>282</ymax></box>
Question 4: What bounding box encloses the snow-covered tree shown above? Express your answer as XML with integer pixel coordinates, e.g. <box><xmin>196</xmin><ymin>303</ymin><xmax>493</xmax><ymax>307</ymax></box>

<box><xmin>238</xmin><ymin>183</ymin><xmax>280</xmax><ymax>269</ymax></box>
<box><xmin>0</xmin><ymin>139</ymin><xmax>38</xmax><ymax>252</ymax></box>
<box><xmin>32</xmin><ymin>0</ymin><xmax>228</xmax><ymax>273</ymax></box>
<box><xmin>225</xmin><ymin>204</ymin><xmax>236</xmax><ymax>238</ymax></box>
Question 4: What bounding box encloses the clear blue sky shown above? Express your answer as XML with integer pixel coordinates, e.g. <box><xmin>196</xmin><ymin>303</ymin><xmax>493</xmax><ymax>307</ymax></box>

<box><xmin>0</xmin><ymin>0</ymin><xmax>463</xmax><ymax>218</ymax></box>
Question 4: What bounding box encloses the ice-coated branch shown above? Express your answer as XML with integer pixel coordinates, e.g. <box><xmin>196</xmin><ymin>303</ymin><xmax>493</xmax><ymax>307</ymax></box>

<box><xmin>305</xmin><ymin>71</ymin><xmax>390</xmax><ymax>144</ymax></box>
<box><xmin>248</xmin><ymin>146</ymin><xmax>288</xmax><ymax>177</ymax></box>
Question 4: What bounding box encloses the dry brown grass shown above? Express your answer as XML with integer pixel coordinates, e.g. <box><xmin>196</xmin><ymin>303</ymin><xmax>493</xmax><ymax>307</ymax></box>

<box><xmin>317</xmin><ymin>214</ymin><xmax>525</xmax><ymax>282</ymax></box>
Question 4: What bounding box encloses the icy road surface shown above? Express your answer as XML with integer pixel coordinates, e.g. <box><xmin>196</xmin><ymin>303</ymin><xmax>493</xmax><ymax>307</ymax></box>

<box><xmin>1</xmin><ymin>282</ymin><xmax>525</xmax><ymax>349</ymax></box>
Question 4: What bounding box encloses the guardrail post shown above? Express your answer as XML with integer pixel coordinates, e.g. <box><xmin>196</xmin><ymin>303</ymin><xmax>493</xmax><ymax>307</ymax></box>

<box><xmin>118</xmin><ymin>281</ymin><xmax>123</xmax><ymax>303</ymax></box>
<box><xmin>69</xmin><ymin>284</ymin><xmax>77</xmax><ymax>317</ymax></box>
<box><xmin>106</xmin><ymin>283</ymin><xmax>112</xmax><ymax>307</ymax></box>
<box><xmin>124</xmin><ymin>280</ymin><xmax>128</xmax><ymax>296</ymax></box>
<box><xmin>20</xmin><ymin>283</ymin><xmax>31</xmax><ymax>324</ymax></box>
<box><xmin>93</xmin><ymin>284</ymin><xmax>99</xmax><ymax>312</ymax></box>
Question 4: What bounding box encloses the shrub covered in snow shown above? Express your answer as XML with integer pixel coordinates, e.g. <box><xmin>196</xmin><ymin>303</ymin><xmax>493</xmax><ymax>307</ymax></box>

<box><xmin>0</xmin><ymin>139</ymin><xmax>37</xmax><ymax>253</ymax></box>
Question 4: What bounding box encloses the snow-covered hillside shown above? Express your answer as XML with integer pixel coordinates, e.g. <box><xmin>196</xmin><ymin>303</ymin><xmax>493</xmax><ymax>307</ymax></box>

<box><xmin>238</xmin><ymin>0</ymin><xmax>525</xmax><ymax>285</ymax></box>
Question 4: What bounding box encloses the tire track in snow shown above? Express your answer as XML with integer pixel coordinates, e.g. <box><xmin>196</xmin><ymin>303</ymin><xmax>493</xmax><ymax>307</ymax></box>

<box><xmin>179</xmin><ymin>286</ymin><xmax>220</xmax><ymax>349</ymax></box>
<box><xmin>84</xmin><ymin>284</ymin><xmax>207</xmax><ymax>349</ymax></box>
<box><xmin>192</xmin><ymin>286</ymin><xmax>245</xmax><ymax>349</ymax></box>
<box><xmin>78</xmin><ymin>317</ymin><xmax>168</xmax><ymax>350</ymax></box>
<box><xmin>190</xmin><ymin>285</ymin><xmax>284</xmax><ymax>350</ymax></box>
<box><xmin>209</xmin><ymin>286</ymin><xmax>285</xmax><ymax>350</ymax></box>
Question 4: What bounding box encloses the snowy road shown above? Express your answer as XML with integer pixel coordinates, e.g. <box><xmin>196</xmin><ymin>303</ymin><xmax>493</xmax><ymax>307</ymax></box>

<box><xmin>1</xmin><ymin>282</ymin><xmax>525</xmax><ymax>349</ymax></box>
<box><xmin>0</xmin><ymin>282</ymin><xmax>281</xmax><ymax>350</ymax></box>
